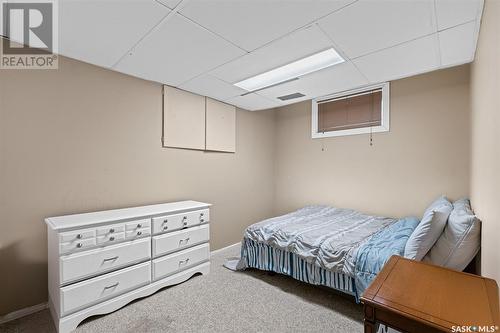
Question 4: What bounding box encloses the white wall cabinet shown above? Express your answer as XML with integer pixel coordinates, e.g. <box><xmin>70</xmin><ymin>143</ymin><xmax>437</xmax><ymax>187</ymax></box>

<box><xmin>163</xmin><ymin>86</ymin><xmax>236</xmax><ymax>152</ymax></box>
<box><xmin>206</xmin><ymin>98</ymin><xmax>236</xmax><ymax>152</ymax></box>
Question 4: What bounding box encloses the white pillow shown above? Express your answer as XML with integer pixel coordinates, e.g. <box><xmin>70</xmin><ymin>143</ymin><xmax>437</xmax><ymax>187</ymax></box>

<box><xmin>404</xmin><ymin>196</ymin><xmax>452</xmax><ymax>261</ymax></box>
<box><xmin>424</xmin><ymin>198</ymin><xmax>480</xmax><ymax>270</ymax></box>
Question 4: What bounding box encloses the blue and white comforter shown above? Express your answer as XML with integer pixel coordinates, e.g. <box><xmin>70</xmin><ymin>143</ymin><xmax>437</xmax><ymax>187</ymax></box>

<box><xmin>240</xmin><ymin>205</ymin><xmax>419</xmax><ymax>298</ymax></box>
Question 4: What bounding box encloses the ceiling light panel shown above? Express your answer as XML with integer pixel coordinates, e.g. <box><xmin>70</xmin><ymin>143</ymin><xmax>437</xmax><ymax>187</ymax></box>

<box><xmin>210</xmin><ymin>24</ymin><xmax>334</xmax><ymax>84</ymax></box>
<box><xmin>234</xmin><ymin>48</ymin><xmax>345</xmax><ymax>92</ymax></box>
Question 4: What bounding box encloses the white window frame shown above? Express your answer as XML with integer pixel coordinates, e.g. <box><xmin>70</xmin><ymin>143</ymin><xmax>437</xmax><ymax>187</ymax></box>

<box><xmin>311</xmin><ymin>82</ymin><xmax>390</xmax><ymax>139</ymax></box>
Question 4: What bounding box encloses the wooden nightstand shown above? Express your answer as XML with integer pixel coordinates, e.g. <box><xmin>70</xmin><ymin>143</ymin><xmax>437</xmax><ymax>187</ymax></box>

<box><xmin>360</xmin><ymin>256</ymin><xmax>500</xmax><ymax>333</ymax></box>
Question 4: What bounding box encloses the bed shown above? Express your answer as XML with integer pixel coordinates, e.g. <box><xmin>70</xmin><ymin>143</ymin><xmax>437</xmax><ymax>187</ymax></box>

<box><xmin>231</xmin><ymin>205</ymin><xmax>420</xmax><ymax>301</ymax></box>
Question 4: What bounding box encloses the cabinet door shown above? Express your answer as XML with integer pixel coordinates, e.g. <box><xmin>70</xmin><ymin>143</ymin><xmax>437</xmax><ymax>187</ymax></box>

<box><xmin>206</xmin><ymin>98</ymin><xmax>236</xmax><ymax>152</ymax></box>
<box><xmin>163</xmin><ymin>86</ymin><xmax>205</xmax><ymax>150</ymax></box>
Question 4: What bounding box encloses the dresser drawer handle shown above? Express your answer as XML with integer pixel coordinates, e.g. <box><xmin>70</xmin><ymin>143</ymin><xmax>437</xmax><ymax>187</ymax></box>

<box><xmin>76</xmin><ymin>234</ymin><xmax>82</xmax><ymax>239</ymax></box>
<box><xmin>137</xmin><ymin>223</ymin><xmax>142</xmax><ymax>228</ymax></box>
<box><xmin>163</xmin><ymin>219</ymin><xmax>168</xmax><ymax>224</ymax></box>
<box><xmin>103</xmin><ymin>256</ymin><xmax>119</xmax><ymax>262</ymax></box>
<box><xmin>109</xmin><ymin>228</ymin><xmax>115</xmax><ymax>233</ymax></box>
<box><xmin>183</xmin><ymin>221</ymin><xmax>188</xmax><ymax>227</ymax></box>
<box><xmin>163</xmin><ymin>225</ymin><xmax>168</xmax><ymax>231</ymax></box>
<box><xmin>200</xmin><ymin>213</ymin><xmax>204</xmax><ymax>217</ymax></box>
<box><xmin>109</xmin><ymin>236</ymin><xmax>115</xmax><ymax>241</ymax></box>
<box><xmin>179</xmin><ymin>237</ymin><xmax>190</xmax><ymax>245</ymax></box>
<box><xmin>137</xmin><ymin>231</ymin><xmax>142</xmax><ymax>236</ymax></box>
<box><xmin>200</xmin><ymin>219</ymin><xmax>204</xmax><ymax>223</ymax></box>
<box><xmin>179</xmin><ymin>258</ymin><xmax>190</xmax><ymax>265</ymax></box>
<box><xmin>76</xmin><ymin>242</ymin><xmax>83</xmax><ymax>248</ymax></box>
<box><xmin>103</xmin><ymin>282</ymin><xmax>119</xmax><ymax>290</ymax></box>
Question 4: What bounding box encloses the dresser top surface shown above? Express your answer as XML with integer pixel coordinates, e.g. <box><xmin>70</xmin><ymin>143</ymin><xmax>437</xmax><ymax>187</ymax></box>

<box><xmin>45</xmin><ymin>200</ymin><xmax>211</xmax><ymax>231</ymax></box>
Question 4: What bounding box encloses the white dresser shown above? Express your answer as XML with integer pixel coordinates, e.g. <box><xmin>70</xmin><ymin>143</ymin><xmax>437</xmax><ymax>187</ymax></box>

<box><xmin>45</xmin><ymin>200</ymin><xmax>211</xmax><ymax>333</ymax></box>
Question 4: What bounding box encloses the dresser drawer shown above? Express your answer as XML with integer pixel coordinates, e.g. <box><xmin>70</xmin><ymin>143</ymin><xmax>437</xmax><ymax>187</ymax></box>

<box><xmin>60</xmin><ymin>238</ymin><xmax>151</xmax><ymax>284</ymax></box>
<box><xmin>125</xmin><ymin>218</ymin><xmax>150</xmax><ymax>231</ymax></box>
<box><xmin>60</xmin><ymin>262</ymin><xmax>151</xmax><ymax>316</ymax></box>
<box><xmin>96</xmin><ymin>224</ymin><xmax>125</xmax><ymax>236</ymax></box>
<box><xmin>125</xmin><ymin>227</ymin><xmax>150</xmax><ymax>239</ymax></box>
<box><xmin>59</xmin><ymin>229</ymin><xmax>95</xmax><ymax>243</ymax></box>
<box><xmin>152</xmin><ymin>224</ymin><xmax>209</xmax><ymax>257</ymax></box>
<box><xmin>152</xmin><ymin>243</ymin><xmax>209</xmax><ymax>280</ymax></box>
<box><xmin>152</xmin><ymin>209</ymin><xmax>209</xmax><ymax>234</ymax></box>
<box><xmin>96</xmin><ymin>232</ymin><xmax>125</xmax><ymax>245</ymax></box>
<box><xmin>60</xmin><ymin>238</ymin><xmax>96</xmax><ymax>255</ymax></box>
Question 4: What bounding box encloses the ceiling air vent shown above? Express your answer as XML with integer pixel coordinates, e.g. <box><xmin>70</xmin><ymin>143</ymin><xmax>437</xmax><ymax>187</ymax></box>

<box><xmin>277</xmin><ymin>92</ymin><xmax>305</xmax><ymax>101</ymax></box>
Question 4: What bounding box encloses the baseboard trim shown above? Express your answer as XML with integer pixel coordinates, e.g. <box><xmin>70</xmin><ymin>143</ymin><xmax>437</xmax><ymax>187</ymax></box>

<box><xmin>0</xmin><ymin>302</ymin><xmax>48</xmax><ymax>325</ymax></box>
<box><xmin>211</xmin><ymin>242</ymin><xmax>240</xmax><ymax>255</ymax></box>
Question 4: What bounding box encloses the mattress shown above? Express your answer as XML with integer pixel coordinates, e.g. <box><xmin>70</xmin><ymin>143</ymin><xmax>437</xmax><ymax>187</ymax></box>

<box><xmin>236</xmin><ymin>205</ymin><xmax>419</xmax><ymax>300</ymax></box>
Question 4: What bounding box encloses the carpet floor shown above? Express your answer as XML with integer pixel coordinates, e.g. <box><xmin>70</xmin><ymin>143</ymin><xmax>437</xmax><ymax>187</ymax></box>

<box><xmin>0</xmin><ymin>243</ymin><xmax>363</xmax><ymax>333</ymax></box>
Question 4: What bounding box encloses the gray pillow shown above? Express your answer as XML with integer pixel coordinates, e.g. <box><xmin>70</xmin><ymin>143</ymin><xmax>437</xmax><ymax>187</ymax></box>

<box><xmin>404</xmin><ymin>196</ymin><xmax>452</xmax><ymax>261</ymax></box>
<box><xmin>424</xmin><ymin>198</ymin><xmax>480</xmax><ymax>270</ymax></box>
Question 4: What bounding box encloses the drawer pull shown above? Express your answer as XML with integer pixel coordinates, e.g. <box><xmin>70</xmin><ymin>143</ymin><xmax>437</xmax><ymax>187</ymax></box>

<box><xmin>103</xmin><ymin>256</ymin><xmax>119</xmax><ymax>262</ymax></box>
<box><xmin>137</xmin><ymin>223</ymin><xmax>142</xmax><ymax>228</ymax></box>
<box><xmin>183</xmin><ymin>221</ymin><xmax>188</xmax><ymax>227</ymax></box>
<box><xmin>179</xmin><ymin>237</ymin><xmax>190</xmax><ymax>245</ymax></box>
<box><xmin>200</xmin><ymin>219</ymin><xmax>204</xmax><ymax>223</ymax></box>
<box><xmin>76</xmin><ymin>242</ymin><xmax>83</xmax><ymax>248</ymax></box>
<box><xmin>103</xmin><ymin>282</ymin><xmax>119</xmax><ymax>290</ymax></box>
<box><xmin>76</xmin><ymin>234</ymin><xmax>82</xmax><ymax>239</ymax></box>
<box><xmin>163</xmin><ymin>225</ymin><xmax>168</xmax><ymax>231</ymax></box>
<box><xmin>179</xmin><ymin>258</ymin><xmax>190</xmax><ymax>265</ymax></box>
<box><xmin>182</xmin><ymin>216</ymin><xmax>187</xmax><ymax>221</ymax></box>
<box><xmin>109</xmin><ymin>228</ymin><xmax>115</xmax><ymax>233</ymax></box>
<box><xmin>137</xmin><ymin>231</ymin><xmax>142</xmax><ymax>236</ymax></box>
<box><xmin>109</xmin><ymin>236</ymin><xmax>115</xmax><ymax>241</ymax></box>
<box><xmin>200</xmin><ymin>213</ymin><xmax>204</xmax><ymax>217</ymax></box>
<box><xmin>163</xmin><ymin>219</ymin><xmax>168</xmax><ymax>224</ymax></box>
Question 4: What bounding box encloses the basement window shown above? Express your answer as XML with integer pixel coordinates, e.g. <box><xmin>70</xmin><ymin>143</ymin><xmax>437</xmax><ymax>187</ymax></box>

<box><xmin>311</xmin><ymin>83</ymin><xmax>390</xmax><ymax>138</ymax></box>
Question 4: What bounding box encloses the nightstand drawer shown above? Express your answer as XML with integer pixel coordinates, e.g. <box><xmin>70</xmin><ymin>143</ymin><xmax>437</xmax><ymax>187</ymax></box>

<box><xmin>152</xmin><ymin>224</ymin><xmax>209</xmax><ymax>257</ymax></box>
<box><xmin>60</xmin><ymin>262</ymin><xmax>151</xmax><ymax>316</ymax></box>
<box><xmin>152</xmin><ymin>243</ymin><xmax>209</xmax><ymax>280</ymax></box>
<box><xmin>60</xmin><ymin>238</ymin><xmax>151</xmax><ymax>284</ymax></box>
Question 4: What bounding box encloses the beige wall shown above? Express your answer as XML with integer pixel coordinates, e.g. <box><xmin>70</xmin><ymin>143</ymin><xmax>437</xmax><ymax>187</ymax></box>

<box><xmin>470</xmin><ymin>0</ymin><xmax>500</xmax><ymax>285</ymax></box>
<box><xmin>273</xmin><ymin>65</ymin><xmax>471</xmax><ymax>218</ymax></box>
<box><xmin>0</xmin><ymin>56</ymin><xmax>276</xmax><ymax>315</ymax></box>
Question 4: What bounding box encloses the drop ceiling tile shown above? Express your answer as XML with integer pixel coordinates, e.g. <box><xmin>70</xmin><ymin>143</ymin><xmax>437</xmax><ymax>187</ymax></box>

<box><xmin>210</xmin><ymin>24</ymin><xmax>335</xmax><ymax>84</ymax></box>
<box><xmin>59</xmin><ymin>0</ymin><xmax>170</xmax><ymax>68</ymax></box>
<box><xmin>180</xmin><ymin>74</ymin><xmax>246</xmax><ymax>101</ymax></box>
<box><xmin>318</xmin><ymin>0</ymin><xmax>435</xmax><ymax>59</ymax></box>
<box><xmin>353</xmin><ymin>34</ymin><xmax>440</xmax><ymax>83</ymax></box>
<box><xmin>258</xmin><ymin>61</ymin><xmax>368</xmax><ymax>102</ymax></box>
<box><xmin>179</xmin><ymin>0</ymin><xmax>355</xmax><ymax>51</ymax></box>
<box><xmin>439</xmin><ymin>21</ymin><xmax>476</xmax><ymax>66</ymax></box>
<box><xmin>225</xmin><ymin>93</ymin><xmax>282</xmax><ymax>111</ymax></box>
<box><xmin>435</xmin><ymin>0</ymin><xmax>482</xmax><ymax>30</ymax></box>
<box><xmin>114</xmin><ymin>14</ymin><xmax>246</xmax><ymax>86</ymax></box>
<box><xmin>156</xmin><ymin>0</ymin><xmax>182</xmax><ymax>9</ymax></box>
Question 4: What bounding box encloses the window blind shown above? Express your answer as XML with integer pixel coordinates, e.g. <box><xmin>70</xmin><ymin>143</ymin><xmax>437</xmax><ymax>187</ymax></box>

<box><xmin>317</xmin><ymin>89</ymin><xmax>382</xmax><ymax>133</ymax></box>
